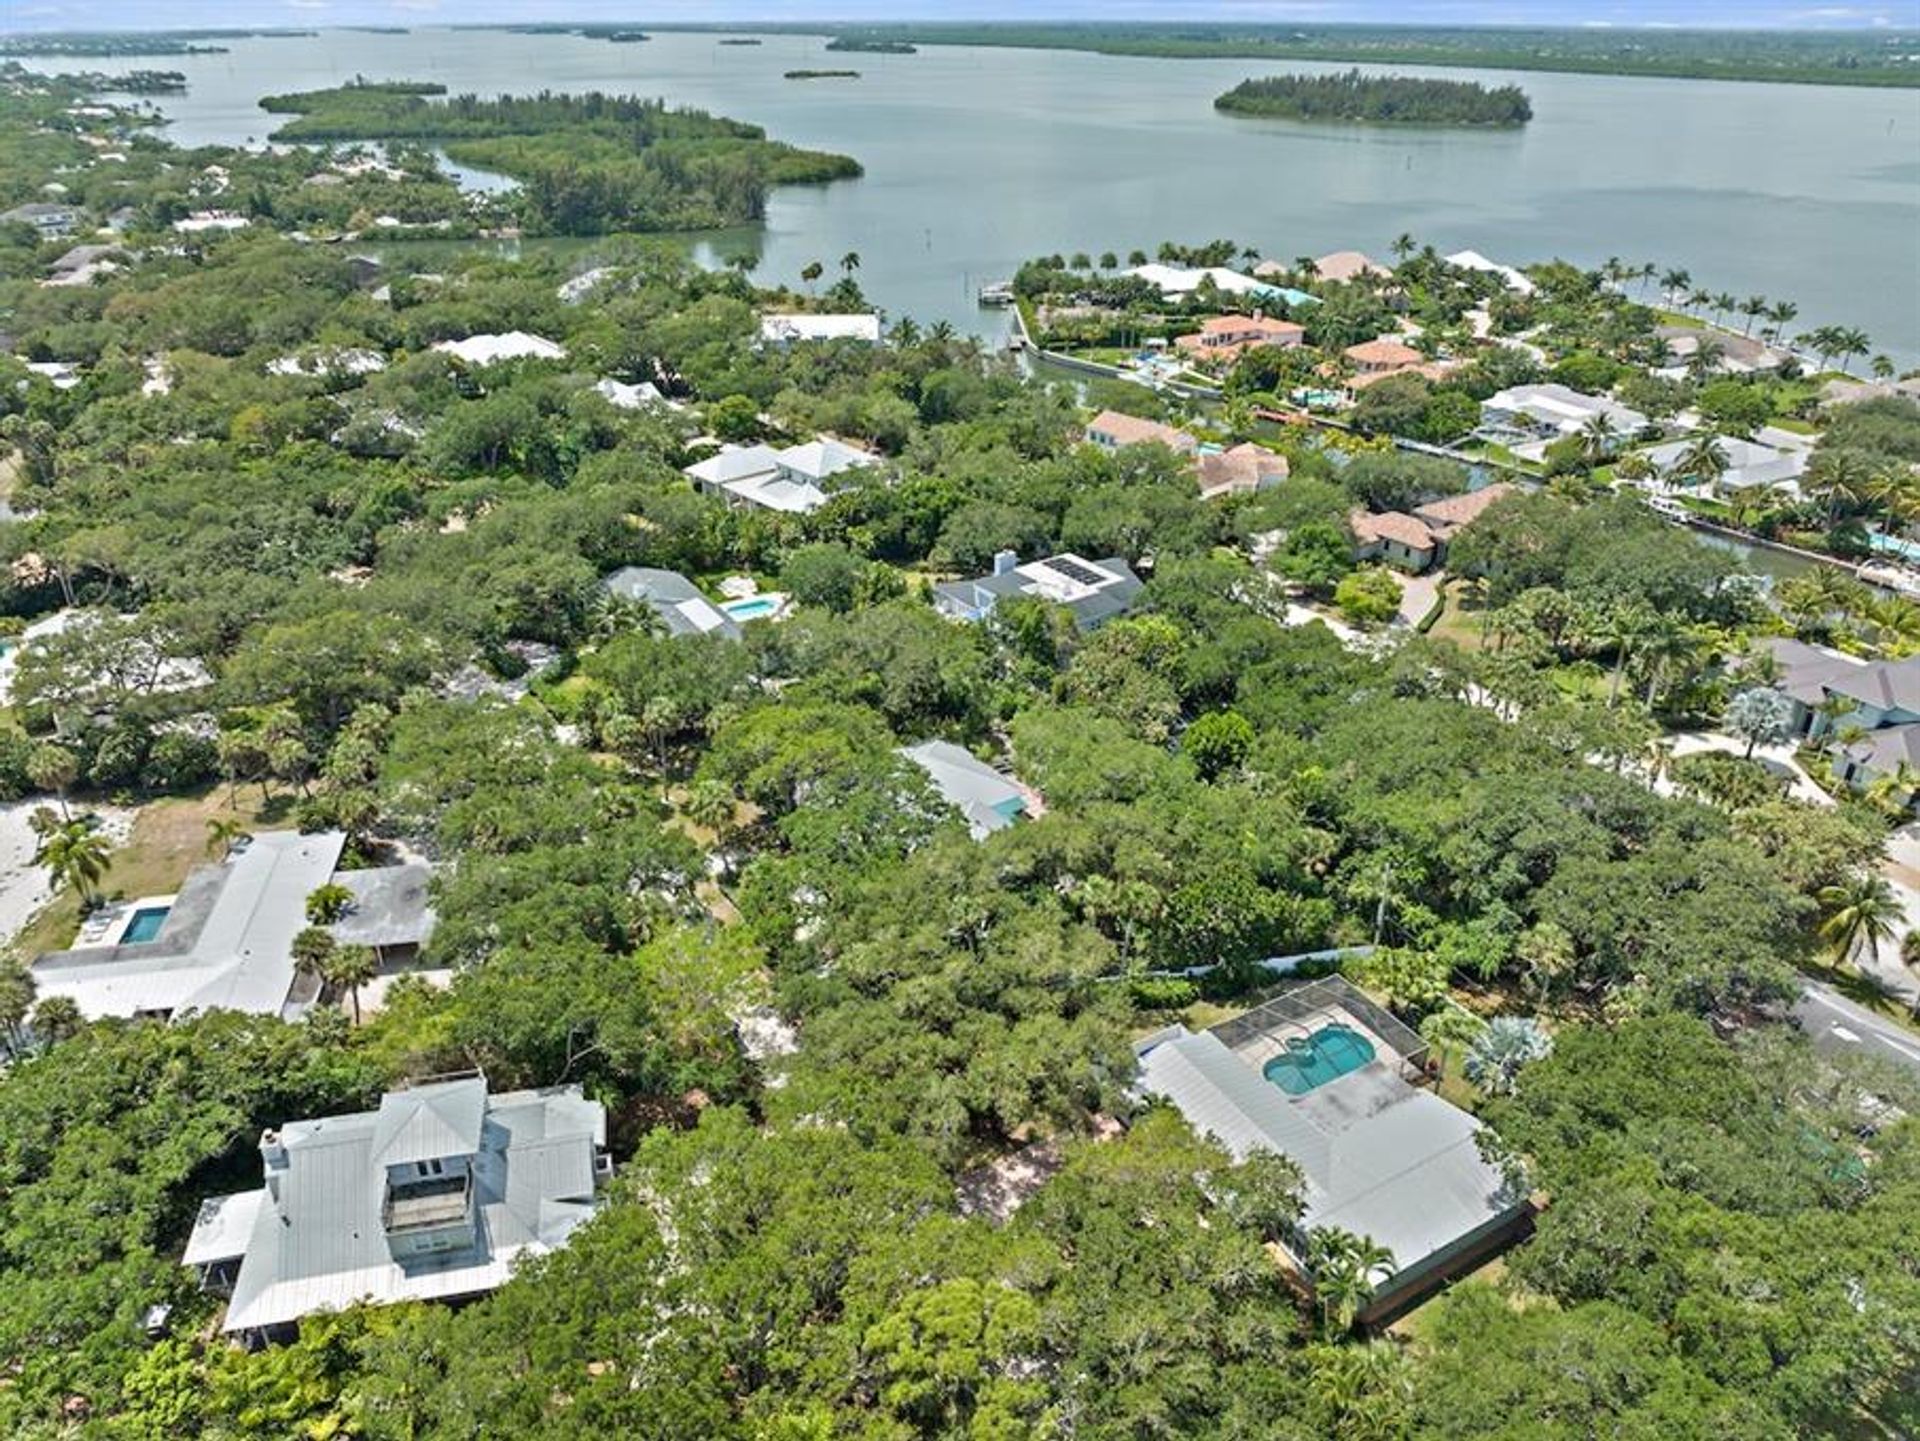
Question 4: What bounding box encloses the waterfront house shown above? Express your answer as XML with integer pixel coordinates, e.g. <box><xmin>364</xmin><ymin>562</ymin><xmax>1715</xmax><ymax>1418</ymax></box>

<box><xmin>683</xmin><ymin>438</ymin><xmax>875</xmax><ymax>515</ymax></box>
<box><xmin>1443</xmin><ymin>249</ymin><xmax>1536</xmax><ymax>295</ymax></box>
<box><xmin>1135</xmin><ymin>980</ymin><xmax>1531</xmax><ymax>1323</ymax></box>
<box><xmin>900</xmin><ymin>740</ymin><xmax>1029</xmax><ymax>839</ymax></box>
<box><xmin>1641</xmin><ymin>435</ymin><xmax>1807</xmax><ymax>496</ymax></box>
<box><xmin>1478</xmin><ymin>384</ymin><xmax>1649</xmax><ymax>458</ymax></box>
<box><xmin>1125</xmin><ymin>263</ymin><xmax>1300</xmax><ymax>302</ymax></box>
<box><xmin>603</xmin><ymin>566</ymin><xmax>741</xmax><ymax>641</ymax></box>
<box><xmin>1343</xmin><ymin>337</ymin><xmax>1428</xmax><ymax>379</ymax></box>
<box><xmin>1196</xmin><ymin>442</ymin><xmax>1289</xmax><ymax>499</ymax></box>
<box><xmin>1174</xmin><ymin>314</ymin><xmax>1305</xmax><ymax>360</ymax></box>
<box><xmin>1085</xmin><ymin>409</ymin><xmax>1198</xmax><ymax>455</ymax></box>
<box><xmin>759</xmin><ymin>312</ymin><xmax>882</xmax><ymax>345</ymax></box>
<box><xmin>185</xmin><ymin>1074</ymin><xmax>608</xmax><ymax>1345</ymax></box>
<box><xmin>1309</xmin><ymin>250</ymin><xmax>1394</xmax><ymax>285</ymax></box>
<box><xmin>29</xmin><ymin>831</ymin><xmax>435</xmax><ymax>1023</ymax></box>
<box><xmin>933</xmin><ymin>551</ymin><xmax>1143</xmax><ymax>630</ymax></box>
<box><xmin>431</xmin><ymin>332</ymin><xmax>567</xmax><ymax>366</ymax></box>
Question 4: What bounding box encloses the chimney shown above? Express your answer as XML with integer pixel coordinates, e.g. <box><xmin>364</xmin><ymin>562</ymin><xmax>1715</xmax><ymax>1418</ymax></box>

<box><xmin>260</xmin><ymin>1128</ymin><xmax>288</xmax><ymax>1205</ymax></box>
<box><xmin>992</xmin><ymin>549</ymin><xmax>1018</xmax><ymax>576</ymax></box>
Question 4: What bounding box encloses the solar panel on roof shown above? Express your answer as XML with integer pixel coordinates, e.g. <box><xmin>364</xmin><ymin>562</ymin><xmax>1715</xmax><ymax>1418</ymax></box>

<box><xmin>1045</xmin><ymin>557</ymin><xmax>1108</xmax><ymax>586</ymax></box>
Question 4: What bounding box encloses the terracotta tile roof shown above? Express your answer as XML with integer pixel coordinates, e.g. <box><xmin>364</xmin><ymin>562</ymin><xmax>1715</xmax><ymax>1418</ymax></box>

<box><xmin>1345</xmin><ymin>337</ymin><xmax>1426</xmax><ymax>369</ymax></box>
<box><xmin>1350</xmin><ymin>509</ymin><xmax>1437</xmax><ymax>551</ymax></box>
<box><xmin>1087</xmin><ymin>409</ymin><xmax>1197</xmax><ymax>450</ymax></box>
<box><xmin>1315</xmin><ymin>250</ymin><xmax>1393</xmax><ymax>284</ymax></box>
<box><xmin>1196</xmin><ymin>443</ymin><xmax>1289</xmax><ymax>497</ymax></box>
<box><xmin>1413</xmin><ymin>483</ymin><xmax>1517</xmax><ymax>532</ymax></box>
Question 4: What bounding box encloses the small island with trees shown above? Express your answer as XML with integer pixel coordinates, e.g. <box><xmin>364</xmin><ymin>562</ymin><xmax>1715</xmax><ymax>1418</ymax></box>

<box><xmin>785</xmin><ymin>69</ymin><xmax>861</xmax><ymax>81</ymax></box>
<box><xmin>1216</xmin><ymin>69</ymin><xmax>1533</xmax><ymax>126</ymax></box>
<box><xmin>825</xmin><ymin>37</ymin><xmax>918</xmax><ymax>54</ymax></box>
<box><xmin>258</xmin><ymin>79</ymin><xmax>862</xmax><ymax>235</ymax></box>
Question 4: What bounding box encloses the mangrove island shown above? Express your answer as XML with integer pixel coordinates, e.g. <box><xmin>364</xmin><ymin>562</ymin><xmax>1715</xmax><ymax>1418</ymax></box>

<box><xmin>1216</xmin><ymin>69</ymin><xmax>1533</xmax><ymax>126</ymax></box>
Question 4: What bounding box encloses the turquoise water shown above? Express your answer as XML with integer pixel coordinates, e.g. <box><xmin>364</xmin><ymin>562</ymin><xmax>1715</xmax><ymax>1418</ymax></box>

<box><xmin>722</xmin><ymin>596</ymin><xmax>780</xmax><ymax>620</ymax></box>
<box><xmin>1262</xmin><ymin>1024</ymin><xmax>1376</xmax><ymax>1095</ymax></box>
<box><xmin>121</xmin><ymin>906</ymin><xmax>171</xmax><ymax>944</ymax></box>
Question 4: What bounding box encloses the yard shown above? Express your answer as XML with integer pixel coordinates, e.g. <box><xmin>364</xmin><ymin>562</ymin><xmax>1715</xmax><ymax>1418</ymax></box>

<box><xmin>12</xmin><ymin>787</ymin><xmax>282</xmax><ymax>958</ymax></box>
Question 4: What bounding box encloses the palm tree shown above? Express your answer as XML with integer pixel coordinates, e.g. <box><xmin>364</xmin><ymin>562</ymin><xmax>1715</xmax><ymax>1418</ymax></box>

<box><xmin>838</xmin><ymin>250</ymin><xmax>861</xmax><ymax>277</ymax></box>
<box><xmin>1711</xmin><ymin>291</ymin><xmax>1737</xmax><ymax>327</ymax></box>
<box><xmin>1836</xmin><ymin>327</ymin><xmax>1872</xmax><ymax>375</ymax></box>
<box><xmin>1308</xmin><ymin>1229</ymin><xmax>1398</xmax><ymax>1332</ymax></box>
<box><xmin>291</xmin><ymin>924</ymin><xmax>336</xmax><ymax>990</ymax></box>
<box><xmin>30</xmin><ymin>994</ymin><xmax>81</xmax><ymax>1045</ymax></box>
<box><xmin>1418</xmin><ymin>1004</ymin><xmax>1485</xmax><ymax>1077</ymax></box>
<box><xmin>1674</xmin><ymin>435</ymin><xmax>1729</xmax><ymax>491</ymax></box>
<box><xmin>1902</xmin><ymin>931</ymin><xmax>1920</xmax><ymax>1019</ymax></box>
<box><xmin>1612</xmin><ymin>450</ymin><xmax>1655</xmax><ymax>485</ymax></box>
<box><xmin>1390</xmin><ymin>232</ymin><xmax>1417</xmax><ymax>263</ymax></box>
<box><xmin>1660</xmin><ymin>266</ymin><xmax>1691</xmax><ymax>304</ymax></box>
<box><xmin>1765</xmin><ymin>299</ymin><xmax>1797</xmax><ymax>344</ymax></box>
<box><xmin>1595</xmin><ymin>603</ymin><xmax>1652</xmax><ymax>706</ymax></box>
<box><xmin>684</xmin><ymin>779</ymin><xmax>737</xmax><ymax>841</ymax></box>
<box><xmin>1738</xmin><ymin>295</ymin><xmax>1769</xmax><ymax>336</ymax></box>
<box><xmin>0</xmin><ymin>958</ymin><xmax>35</xmax><ymax>1058</ymax></box>
<box><xmin>1805</xmin><ymin>446</ymin><xmax>1874</xmax><ymax>527</ymax></box>
<box><xmin>205</xmin><ymin>816</ymin><xmax>250</xmax><ymax>860</ymax></box>
<box><xmin>800</xmin><ymin>259</ymin><xmax>823</xmax><ymax>293</ymax></box>
<box><xmin>36</xmin><ymin>820</ymin><xmax>111</xmax><ymax>909</ymax></box>
<box><xmin>1463</xmin><ymin>1016</ymin><xmax>1552</xmax><ymax>1095</ymax></box>
<box><xmin>1577</xmin><ymin>412</ymin><xmax>1618</xmax><ymax>468</ymax></box>
<box><xmin>321</xmin><ymin>943</ymin><xmax>378</xmax><ymax>1025</ymax></box>
<box><xmin>1817</xmin><ymin>873</ymin><xmax>1902</xmax><ymax>974</ymax></box>
<box><xmin>1686</xmin><ymin>286</ymin><xmax>1713</xmax><ymax>316</ymax></box>
<box><xmin>305</xmin><ymin>882</ymin><xmax>354</xmax><ymax>925</ymax></box>
<box><xmin>26</xmin><ymin>745</ymin><xmax>77</xmax><ymax>821</ymax></box>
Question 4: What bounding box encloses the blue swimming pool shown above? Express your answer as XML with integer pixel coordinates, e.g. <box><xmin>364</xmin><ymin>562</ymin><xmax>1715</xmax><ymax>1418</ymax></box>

<box><xmin>121</xmin><ymin>906</ymin><xmax>171</xmax><ymax>944</ymax></box>
<box><xmin>721</xmin><ymin>594</ymin><xmax>784</xmax><ymax>622</ymax></box>
<box><xmin>1262</xmin><ymin>1024</ymin><xmax>1376</xmax><ymax>1095</ymax></box>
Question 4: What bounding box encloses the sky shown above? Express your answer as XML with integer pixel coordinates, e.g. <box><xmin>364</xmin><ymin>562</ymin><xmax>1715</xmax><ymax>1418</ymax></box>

<box><xmin>3</xmin><ymin>0</ymin><xmax>1915</xmax><ymax>33</ymax></box>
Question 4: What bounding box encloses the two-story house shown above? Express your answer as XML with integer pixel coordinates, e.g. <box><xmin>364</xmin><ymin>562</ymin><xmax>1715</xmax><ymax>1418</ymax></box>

<box><xmin>185</xmin><ymin>1074</ymin><xmax>609</xmax><ymax>1345</ymax></box>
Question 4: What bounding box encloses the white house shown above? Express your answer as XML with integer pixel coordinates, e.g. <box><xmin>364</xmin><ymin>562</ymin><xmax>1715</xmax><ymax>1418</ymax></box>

<box><xmin>1445</xmin><ymin>249</ymin><xmax>1536</xmax><ymax>296</ymax></box>
<box><xmin>1642</xmin><ymin>435</ymin><xmax>1809</xmax><ymax>495</ymax></box>
<box><xmin>1479</xmin><ymin>384</ymin><xmax>1648</xmax><ymax>457</ymax></box>
<box><xmin>759</xmin><ymin>313</ymin><xmax>881</xmax><ymax>345</ymax></box>
<box><xmin>432</xmin><ymin>332</ymin><xmax>568</xmax><ymax>366</ymax></box>
<box><xmin>1126</xmin><ymin>263</ymin><xmax>1278</xmax><ymax>299</ymax></box>
<box><xmin>185</xmin><ymin>1074</ymin><xmax>608</xmax><ymax>1344</ymax></box>
<box><xmin>684</xmin><ymin>438</ymin><xmax>875</xmax><ymax>515</ymax></box>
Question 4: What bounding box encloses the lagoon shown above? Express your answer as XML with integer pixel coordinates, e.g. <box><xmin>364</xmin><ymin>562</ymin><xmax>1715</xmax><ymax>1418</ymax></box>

<box><xmin>45</xmin><ymin>26</ymin><xmax>1920</xmax><ymax>361</ymax></box>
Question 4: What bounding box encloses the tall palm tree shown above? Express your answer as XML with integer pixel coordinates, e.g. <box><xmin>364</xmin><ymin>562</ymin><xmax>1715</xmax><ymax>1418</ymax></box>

<box><xmin>1308</xmin><ymin>1229</ymin><xmax>1397</xmax><ymax>1332</ymax></box>
<box><xmin>291</xmin><ymin>925</ymin><xmax>337</xmax><ymax>989</ymax></box>
<box><xmin>1766</xmin><ymin>299</ymin><xmax>1797</xmax><ymax>344</ymax></box>
<box><xmin>1836</xmin><ymin>327</ymin><xmax>1872</xmax><ymax>375</ymax></box>
<box><xmin>1595</xmin><ymin>603</ymin><xmax>1652</xmax><ymax>706</ymax></box>
<box><xmin>1418</xmin><ymin>1004</ymin><xmax>1485</xmax><ymax>1077</ymax></box>
<box><xmin>1675</xmin><ymin>435</ymin><xmax>1729</xmax><ymax>490</ymax></box>
<box><xmin>1635</xmin><ymin>613</ymin><xmax>1702</xmax><ymax>710</ymax></box>
<box><xmin>36</xmin><ymin>820</ymin><xmax>111</xmax><ymax>909</ymax></box>
<box><xmin>1660</xmin><ymin>267</ymin><xmax>1691</xmax><ymax>304</ymax></box>
<box><xmin>1738</xmin><ymin>295</ymin><xmax>1769</xmax><ymax>336</ymax></box>
<box><xmin>838</xmin><ymin>250</ymin><xmax>861</xmax><ymax>277</ymax></box>
<box><xmin>1816</xmin><ymin>873</ymin><xmax>1902</xmax><ymax>974</ymax></box>
<box><xmin>1805</xmin><ymin>446</ymin><xmax>1874</xmax><ymax>527</ymax></box>
<box><xmin>1686</xmin><ymin>286</ymin><xmax>1713</xmax><ymax>316</ymax></box>
<box><xmin>1391</xmin><ymin>232</ymin><xmax>1417</xmax><ymax>263</ymax></box>
<box><xmin>0</xmin><ymin>959</ymin><xmax>35</xmax><ymax>1058</ymax></box>
<box><xmin>321</xmin><ymin>943</ymin><xmax>378</xmax><ymax>1026</ymax></box>
<box><xmin>1577</xmin><ymin>412</ymin><xmax>1619</xmax><ymax>467</ymax></box>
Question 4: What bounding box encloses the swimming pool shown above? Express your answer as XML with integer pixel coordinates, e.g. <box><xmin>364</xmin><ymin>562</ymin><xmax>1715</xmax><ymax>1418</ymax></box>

<box><xmin>1868</xmin><ymin>531</ymin><xmax>1920</xmax><ymax>563</ymax></box>
<box><xmin>720</xmin><ymin>593</ymin><xmax>786</xmax><ymax>622</ymax></box>
<box><xmin>120</xmin><ymin>906</ymin><xmax>171</xmax><ymax>944</ymax></box>
<box><xmin>1261</xmin><ymin>1024</ymin><xmax>1376</xmax><ymax>1095</ymax></box>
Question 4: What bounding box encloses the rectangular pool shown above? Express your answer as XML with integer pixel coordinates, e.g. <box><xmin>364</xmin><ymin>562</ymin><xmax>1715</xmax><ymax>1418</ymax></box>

<box><xmin>121</xmin><ymin>906</ymin><xmax>171</xmax><ymax>944</ymax></box>
<box><xmin>1261</xmin><ymin>1023</ymin><xmax>1376</xmax><ymax>1095</ymax></box>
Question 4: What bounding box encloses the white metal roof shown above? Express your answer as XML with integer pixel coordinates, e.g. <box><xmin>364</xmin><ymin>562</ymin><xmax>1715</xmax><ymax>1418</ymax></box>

<box><xmin>431</xmin><ymin>331</ymin><xmax>567</xmax><ymax>365</ymax></box>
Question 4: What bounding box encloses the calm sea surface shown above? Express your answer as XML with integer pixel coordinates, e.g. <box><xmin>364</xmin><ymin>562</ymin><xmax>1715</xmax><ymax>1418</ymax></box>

<box><xmin>40</xmin><ymin>27</ymin><xmax>1920</xmax><ymax>360</ymax></box>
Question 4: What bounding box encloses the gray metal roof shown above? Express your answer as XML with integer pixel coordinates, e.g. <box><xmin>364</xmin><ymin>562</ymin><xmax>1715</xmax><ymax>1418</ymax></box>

<box><xmin>30</xmin><ymin>831</ymin><xmax>347</xmax><ymax>1020</ymax></box>
<box><xmin>1134</xmin><ymin>1023</ymin><xmax>1518</xmax><ymax>1278</ymax></box>
<box><xmin>330</xmin><ymin>865</ymin><xmax>437</xmax><ymax>949</ymax></box>
<box><xmin>899</xmin><ymin>740</ymin><xmax>1027</xmax><ymax>839</ymax></box>
<box><xmin>370</xmin><ymin>1077</ymin><xmax>487</xmax><ymax>1167</ymax></box>
<box><xmin>194</xmin><ymin>1082</ymin><xmax>605</xmax><ymax>1335</ymax></box>
<box><xmin>603</xmin><ymin>567</ymin><xmax>741</xmax><ymax>641</ymax></box>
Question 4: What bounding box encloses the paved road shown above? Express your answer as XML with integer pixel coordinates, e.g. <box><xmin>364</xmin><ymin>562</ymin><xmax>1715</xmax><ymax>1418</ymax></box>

<box><xmin>1793</xmin><ymin>982</ymin><xmax>1920</xmax><ymax>1077</ymax></box>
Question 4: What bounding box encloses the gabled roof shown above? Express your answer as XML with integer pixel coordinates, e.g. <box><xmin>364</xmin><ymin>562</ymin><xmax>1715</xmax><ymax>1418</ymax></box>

<box><xmin>431</xmin><ymin>332</ymin><xmax>566</xmax><ymax>365</ymax></box>
<box><xmin>1313</xmin><ymin>250</ymin><xmax>1393</xmax><ymax>283</ymax></box>
<box><xmin>900</xmin><ymin>740</ymin><xmax>1027</xmax><ymax>839</ymax></box>
<box><xmin>1351</xmin><ymin>509</ymin><xmax>1437</xmax><ymax>552</ymax></box>
<box><xmin>685</xmin><ymin>444</ymin><xmax>782</xmax><ymax>487</ymax></box>
<box><xmin>1196</xmin><ymin>443</ymin><xmax>1288</xmax><ymax>498</ymax></box>
<box><xmin>603</xmin><ymin>566</ymin><xmax>741</xmax><ymax>640</ymax></box>
<box><xmin>1414</xmin><ymin>483</ymin><xmax>1517</xmax><ymax>532</ymax></box>
<box><xmin>1824</xmin><ymin>656</ymin><xmax>1920</xmax><ymax>715</ymax></box>
<box><xmin>370</xmin><ymin>1077</ymin><xmax>487</xmax><ymax>1168</ymax></box>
